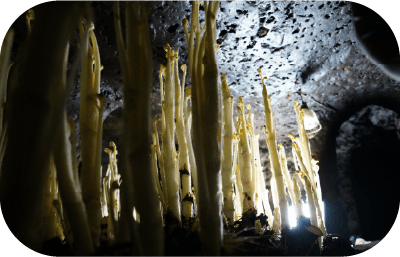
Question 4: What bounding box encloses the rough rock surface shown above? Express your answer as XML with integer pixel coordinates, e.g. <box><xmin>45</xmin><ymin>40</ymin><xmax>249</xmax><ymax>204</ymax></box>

<box><xmin>92</xmin><ymin>1</ymin><xmax>350</xmax><ymax>175</ymax></box>
<box><xmin>336</xmin><ymin>105</ymin><xmax>400</xmax><ymax>239</ymax></box>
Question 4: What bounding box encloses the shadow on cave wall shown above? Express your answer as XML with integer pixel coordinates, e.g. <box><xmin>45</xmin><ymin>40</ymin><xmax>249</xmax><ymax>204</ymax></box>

<box><xmin>336</xmin><ymin>105</ymin><xmax>400</xmax><ymax>241</ymax></box>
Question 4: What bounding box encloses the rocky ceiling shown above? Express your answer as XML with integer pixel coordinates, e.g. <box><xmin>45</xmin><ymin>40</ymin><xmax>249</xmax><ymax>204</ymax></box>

<box><xmin>73</xmin><ymin>1</ymin><xmax>397</xmax><ymax>183</ymax></box>
<box><xmin>97</xmin><ymin>0</ymin><xmax>360</xmax><ymax>141</ymax></box>
<box><xmin>64</xmin><ymin>1</ymin><xmax>400</xmax><ymax>193</ymax></box>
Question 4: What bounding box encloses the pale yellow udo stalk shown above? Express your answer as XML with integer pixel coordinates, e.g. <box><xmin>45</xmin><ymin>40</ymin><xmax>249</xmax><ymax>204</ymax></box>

<box><xmin>184</xmin><ymin>87</ymin><xmax>198</xmax><ymax>214</ymax></box>
<box><xmin>174</xmin><ymin>58</ymin><xmax>192</xmax><ymax>219</ymax></box>
<box><xmin>162</xmin><ymin>44</ymin><xmax>181</xmax><ymax>223</ymax></box>
<box><xmin>236</xmin><ymin>97</ymin><xmax>255</xmax><ymax>211</ymax></box>
<box><xmin>289</xmin><ymin>135</ymin><xmax>318</xmax><ymax>227</ymax></box>
<box><xmin>221</xmin><ymin>74</ymin><xmax>235</xmax><ymax>224</ymax></box>
<box><xmin>114</xmin><ymin>2</ymin><xmax>163</xmax><ymax>255</ymax></box>
<box><xmin>188</xmin><ymin>1</ymin><xmax>222</xmax><ymax>255</ymax></box>
<box><xmin>259</xmin><ymin>68</ymin><xmax>289</xmax><ymax>229</ymax></box>
<box><xmin>0</xmin><ymin>28</ymin><xmax>13</xmax><ymax>151</ymax></box>
<box><xmin>292</xmin><ymin>176</ymin><xmax>304</xmax><ymax>219</ymax></box>
<box><xmin>43</xmin><ymin>155</ymin><xmax>64</xmax><ymax>242</ymax></box>
<box><xmin>0</xmin><ymin>28</ymin><xmax>13</xmax><ymax>189</ymax></box>
<box><xmin>278</xmin><ymin>144</ymin><xmax>298</xmax><ymax>219</ymax></box>
<box><xmin>78</xmin><ymin>18</ymin><xmax>104</xmax><ymax>248</ymax></box>
<box><xmin>254</xmin><ymin>134</ymin><xmax>274</xmax><ymax>224</ymax></box>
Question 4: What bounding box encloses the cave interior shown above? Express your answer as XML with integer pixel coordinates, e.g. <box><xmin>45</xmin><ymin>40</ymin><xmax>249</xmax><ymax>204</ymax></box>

<box><xmin>1</xmin><ymin>0</ymin><xmax>400</xmax><ymax>255</ymax></box>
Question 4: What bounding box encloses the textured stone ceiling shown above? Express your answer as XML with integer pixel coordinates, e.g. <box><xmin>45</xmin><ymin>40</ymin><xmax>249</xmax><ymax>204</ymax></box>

<box><xmin>146</xmin><ymin>0</ymin><xmax>394</xmax><ymax>135</ymax></box>
<box><xmin>33</xmin><ymin>1</ymin><xmax>397</xmax><ymax>189</ymax></box>
<box><xmin>149</xmin><ymin>0</ymin><xmax>356</xmax><ymax>142</ymax></box>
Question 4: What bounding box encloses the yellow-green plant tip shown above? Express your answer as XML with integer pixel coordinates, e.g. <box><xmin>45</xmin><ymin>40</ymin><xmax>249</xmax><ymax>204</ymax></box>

<box><xmin>182</xmin><ymin>18</ymin><xmax>188</xmax><ymax>26</ymax></box>
<box><xmin>26</xmin><ymin>9</ymin><xmax>35</xmax><ymax>21</ymax></box>
<box><xmin>163</xmin><ymin>44</ymin><xmax>170</xmax><ymax>52</ymax></box>
<box><xmin>246</xmin><ymin>103</ymin><xmax>252</xmax><ymax>111</ymax></box>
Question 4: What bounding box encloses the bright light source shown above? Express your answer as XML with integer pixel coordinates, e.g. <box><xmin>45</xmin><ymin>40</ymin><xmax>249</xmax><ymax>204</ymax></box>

<box><xmin>289</xmin><ymin>205</ymin><xmax>297</xmax><ymax>228</ymax></box>
<box><xmin>303</xmin><ymin>203</ymin><xmax>310</xmax><ymax>218</ymax></box>
<box><xmin>288</xmin><ymin>202</ymin><xmax>324</xmax><ymax>228</ymax></box>
<box><xmin>301</xmin><ymin>108</ymin><xmax>322</xmax><ymax>138</ymax></box>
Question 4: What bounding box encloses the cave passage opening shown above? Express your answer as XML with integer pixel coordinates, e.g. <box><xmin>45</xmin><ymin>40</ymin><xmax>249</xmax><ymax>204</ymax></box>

<box><xmin>336</xmin><ymin>105</ymin><xmax>400</xmax><ymax>241</ymax></box>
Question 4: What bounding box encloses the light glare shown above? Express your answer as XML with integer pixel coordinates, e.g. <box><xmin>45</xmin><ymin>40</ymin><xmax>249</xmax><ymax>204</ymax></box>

<box><xmin>289</xmin><ymin>205</ymin><xmax>297</xmax><ymax>228</ymax></box>
<box><xmin>288</xmin><ymin>202</ymin><xmax>324</xmax><ymax>228</ymax></box>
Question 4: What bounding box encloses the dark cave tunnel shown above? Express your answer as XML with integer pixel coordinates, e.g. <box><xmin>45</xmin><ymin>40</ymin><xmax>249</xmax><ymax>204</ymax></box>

<box><xmin>336</xmin><ymin>105</ymin><xmax>400</xmax><ymax>242</ymax></box>
<box><xmin>349</xmin><ymin>127</ymin><xmax>399</xmax><ymax>240</ymax></box>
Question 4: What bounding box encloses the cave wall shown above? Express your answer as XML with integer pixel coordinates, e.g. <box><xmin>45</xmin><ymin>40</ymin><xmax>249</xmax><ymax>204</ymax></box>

<box><xmin>337</xmin><ymin>105</ymin><xmax>400</xmax><ymax>240</ymax></box>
